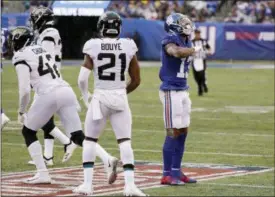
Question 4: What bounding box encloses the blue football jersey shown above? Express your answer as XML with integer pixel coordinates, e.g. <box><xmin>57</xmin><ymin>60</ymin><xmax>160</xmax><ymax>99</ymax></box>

<box><xmin>159</xmin><ymin>33</ymin><xmax>192</xmax><ymax>91</ymax></box>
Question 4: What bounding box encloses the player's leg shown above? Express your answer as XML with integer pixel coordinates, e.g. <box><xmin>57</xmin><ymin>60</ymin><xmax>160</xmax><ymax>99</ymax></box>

<box><xmin>42</xmin><ymin>117</ymin><xmax>55</xmax><ymax>164</ymax></box>
<box><xmin>42</xmin><ymin>116</ymin><xmax>75</xmax><ymax>163</ymax></box>
<box><xmin>110</xmin><ymin>103</ymin><xmax>147</xmax><ymax>196</ymax></box>
<box><xmin>1</xmin><ymin>109</ymin><xmax>10</xmax><ymax>130</ymax></box>
<box><xmin>202</xmin><ymin>69</ymin><xmax>208</xmax><ymax>93</ymax></box>
<box><xmin>23</xmin><ymin>95</ymin><xmax>55</xmax><ymax>184</ymax></box>
<box><xmin>170</xmin><ymin>91</ymin><xmax>196</xmax><ymax>184</ymax></box>
<box><xmin>159</xmin><ymin>90</ymin><xmax>177</xmax><ymax>184</ymax></box>
<box><xmin>73</xmin><ymin>102</ymin><xmax>109</xmax><ymax>195</ymax></box>
<box><xmin>197</xmin><ymin>71</ymin><xmax>204</xmax><ymax>96</ymax></box>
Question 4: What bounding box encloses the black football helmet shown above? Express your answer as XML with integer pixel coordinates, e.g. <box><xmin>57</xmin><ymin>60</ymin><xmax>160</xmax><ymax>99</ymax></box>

<box><xmin>30</xmin><ymin>6</ymin><xmax>54</xmax><ymax>33</ymax></box>
<box><xmin>97</xmin><ymin>11</ymin><xmax>122</xmax><ymax>38</ymax></box>
<box><xmin>9</xmin><ymin>26</ymin><xmax>34</xmax><ymax>51</ymax></box>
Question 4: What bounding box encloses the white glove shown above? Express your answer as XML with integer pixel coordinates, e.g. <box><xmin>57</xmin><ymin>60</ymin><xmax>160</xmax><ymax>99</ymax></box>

<box><xmin>193</xmin><ymin>46</ymin><xmax>203</xmax><ymax>53</ymax></box>
<box><xmin>18</xmin><ymin>112</ymin><xmax>26</xmax><ymax>125</ymax></box>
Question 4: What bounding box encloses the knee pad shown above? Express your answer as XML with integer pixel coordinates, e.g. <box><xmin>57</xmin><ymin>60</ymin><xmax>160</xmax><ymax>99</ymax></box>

<box><xmin>119</xmin><ymin>140</ymin><xmax>134</xmax><ymax>166</ymax></box>
<box><xmin>22</xmin><ymin>126</ymin><xmax>38</xmax><ymax>147</ymax></box>
<box><xmin>42</xmin><ymin>116</ymin><xmax>55</xmax><ymax>139</ymax></box>
<box><xmin>71</xmin><ymin>130</ymin><xmax>85</xmax><ymax>146</ymax></box>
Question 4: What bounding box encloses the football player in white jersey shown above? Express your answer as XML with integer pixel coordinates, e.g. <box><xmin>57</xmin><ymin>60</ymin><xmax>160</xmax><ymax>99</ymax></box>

<box><xmin>73</xmin><ymin>12</ymin><xmax>147</xmax><ymax>196</ymax></box>
<box><xmin>10</xmin><ymin>26</ymin><xmax>118</xmax><ymax>184</ymax></box>
<box><xmin>27</xmin><ymin>6</ymin><xmax>75</xmax><ymax>165</ymax></box>
<box><xmin>10</xmin><ymin>26</ymin><xmax>83</xmax><ymax>184</ymax></box>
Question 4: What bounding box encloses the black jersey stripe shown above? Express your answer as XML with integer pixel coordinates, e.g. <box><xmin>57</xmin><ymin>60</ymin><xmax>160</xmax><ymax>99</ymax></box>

<box><xmin>42</xmin><ymin>36</ymin><xmax>56</xmax><ymax>44</ymax></box>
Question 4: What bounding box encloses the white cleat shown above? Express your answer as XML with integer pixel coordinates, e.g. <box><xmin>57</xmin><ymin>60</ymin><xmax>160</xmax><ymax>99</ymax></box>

<box><xmin>73</xmin><ymin>183</ymin><xmax>93</xmax><ymax>195</ymax></box>
<box><xmin>28</xmin><ymin>156</ymin><xmax>54</xmax><ymax>166</ymax></box>
<box><xmin>106</xmin><ymin>157</ymin><xmax>119</xmax><ymax>184</ymax></box>
<box><xmin>124</xmin><ymin>185</ymin><xmax>148</xmax><ymax>196</ymax></box>
<box><xmin>1</xmin><ymin>113</ymin><xmax>10</xmax><ymax>130</ymax></box>
<box><xmin>62</xmin><ymin>141</ymin><xmax>78</xmax><ymax>163</ymax></box>
<box><xmin>23</xmin><ymin>172</ymin><xmax>51</xmax><ymax>184</ymax></box>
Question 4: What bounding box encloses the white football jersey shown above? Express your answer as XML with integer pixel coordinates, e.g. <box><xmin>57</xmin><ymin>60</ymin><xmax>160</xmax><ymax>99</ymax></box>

<box><xmin>12</xmin><ymin>44</ymin><xmax>68</xmax><ymax>95</ymax></box>
<box><xmin>83</xmin><ymin>38</ymin><xmax>138</xmax><ymax>90</ymax></box>
<box><xmin>36</xmin><ymin>27</ymin><xmax>62</xmax><ymax>69</ymax></box>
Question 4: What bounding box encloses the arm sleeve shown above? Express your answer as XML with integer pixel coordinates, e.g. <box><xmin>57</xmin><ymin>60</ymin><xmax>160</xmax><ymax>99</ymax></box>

<box><xmin>15</xmin><ymin>64</ymin><xmax>31</xmax><ymax>113</ymax></box>
<box><xmin>78</xmin><ymin>66</ymin><xmax>91</xmax><ymax>103</ymax></box>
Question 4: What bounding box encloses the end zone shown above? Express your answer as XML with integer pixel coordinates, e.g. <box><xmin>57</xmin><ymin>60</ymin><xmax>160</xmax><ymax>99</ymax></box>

<box><xmin>1</xmin><ymin>162</ymin><xmax>273</xmax><ymax>196</ymax></box>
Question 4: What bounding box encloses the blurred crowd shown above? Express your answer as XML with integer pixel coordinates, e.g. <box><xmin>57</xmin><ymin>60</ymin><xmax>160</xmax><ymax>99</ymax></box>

<box><xmin>107</xmin><ymin>0</ymin><xmax>220</xmax><ymax>22</ymax></box>
<box><xmin>2</xmin><ymin>0</ymin><xmax>274</xmax><ymax>24</ymax></box>
<box><xmin>224</xmin><ymin>1</ymin><xmax>275</xmax><ymax>23</ymax></box>
<box><xmin>107</xmin><ymin>0</ymin><xmax>274</xmax><ymax>23</ymax></box>
<box><xmin>23</xmin><ymin>0</ymin><xmax>52</xmax><ymax>12</ymax></box>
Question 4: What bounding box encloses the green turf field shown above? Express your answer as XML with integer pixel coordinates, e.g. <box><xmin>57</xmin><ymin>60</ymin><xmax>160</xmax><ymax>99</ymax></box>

<box><xmin>1</xmin><ymin>62</ymin><xmax>274</xmax><ymax>196</ymax></box>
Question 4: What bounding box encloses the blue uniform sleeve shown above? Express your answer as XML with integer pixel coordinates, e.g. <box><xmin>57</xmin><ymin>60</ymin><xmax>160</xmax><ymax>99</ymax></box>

<box><xmin>161</xmin><ymin>34</ymin><xmax>179</xmax><ymax>47</ymax></box>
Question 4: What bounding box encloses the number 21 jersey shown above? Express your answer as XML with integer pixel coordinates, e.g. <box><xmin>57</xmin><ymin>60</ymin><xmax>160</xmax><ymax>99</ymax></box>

<box><xmin>12</xmin><ymin>44</ymin><xmax>68</xmax><ymax>95</ymax></box>
<box><xmin>159</xmin><ymin>33</ymin><xmax>192</xmax><ymax>91</ymax></box>
<box><xmin>83</xmin><ymin>38</ymin><xmax>138</xmax><ymax>90</ymax></box>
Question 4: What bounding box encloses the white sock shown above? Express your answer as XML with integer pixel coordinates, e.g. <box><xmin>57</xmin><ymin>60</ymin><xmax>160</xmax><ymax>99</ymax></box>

<box><xmin>83</xmin><ymin>167</ymin><xmax>94</xmax><ymax>185</ymax></box>
<box><xmin>82</xmin><ymin>140</ymin><xmax>97</xmax><ymax>185</ymax></box>
<box><xmin>44</xmin><ymin>139</ymin><xmax>54</xmax><ymax>159</ymax></box>
<box><xmin>28</xmin><ymin>141</ymin><xmax>48</xmax><ymax>172</ymax></box>
<box><xmin>119</xmin><ymin>140</ymin><xmax>134</xmax><ymax>165</ymax></box>
<box><xmin>96</xmin><ymin>143</ymin><xmax>110</xmax><ymax>165</ymax></box>
<box><xmin>50</xmin><ymin>127</ymin><xmax>70</xmax><ymax>145</ymax></box>
<box><xmin>124</xmin><ymin>170</ymin><xmax>135</xmax><ymax>187</ymax></box>
<box><xmin>119</xmin><ymin>141</ymin><xmax>135</xmax><ymax>187</ymax></box>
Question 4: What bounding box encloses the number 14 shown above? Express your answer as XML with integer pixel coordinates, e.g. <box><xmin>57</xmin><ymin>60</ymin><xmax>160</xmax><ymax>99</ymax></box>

<box><xmin>177</xmin><ymin>56</ymin><xmax>191</xmax><ymax>79</ymax></box>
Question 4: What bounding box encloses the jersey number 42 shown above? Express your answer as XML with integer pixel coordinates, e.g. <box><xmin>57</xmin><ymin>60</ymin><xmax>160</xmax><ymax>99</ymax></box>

<box><xmin>38</xmin><ymin>54</ymin><xmax>60</xmax><ymax>79</ymax></box>
<box><xmin>98</xmin><ymin>53</ymin><xmax>126</xmax><ymax>81</ymax></box>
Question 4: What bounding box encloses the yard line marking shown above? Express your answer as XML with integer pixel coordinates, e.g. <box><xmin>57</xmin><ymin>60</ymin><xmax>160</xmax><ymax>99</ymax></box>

<box><xmin>201</xmin><ymin>183</ymin><xmax>275</xmax><ymax>189</ymax></box>
<box><xmin>197</xmin><ymin>168</ymin><xmax>274</xmax><ymax>182</ymax></box>
<box><xmin>2</xmin><ymin>142</ymin><xmax>274</xmax><ymax>158</ymax></box>
<box><xmin>4</xmin><ymin>123</ymin><xmax>274</xmax><ymax>137</ymax></box>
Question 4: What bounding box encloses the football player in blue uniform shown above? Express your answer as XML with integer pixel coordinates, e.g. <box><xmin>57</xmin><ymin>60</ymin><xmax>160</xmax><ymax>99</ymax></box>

<box><xmin>1</xmin><ymin>28</ymin><xmax>11</xmax><ymax>130</ymax></box>
<box><xmin>159</xmin><ymin>13</ymin><xmax>203</xmax><ymax>185</ymax></box>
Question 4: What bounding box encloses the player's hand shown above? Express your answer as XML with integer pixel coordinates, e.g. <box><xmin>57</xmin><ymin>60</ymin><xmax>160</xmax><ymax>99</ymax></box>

<box><xmin>193</xmin><ymin>46</ymin><xmax>203</xmax><ymax>53</ymax></box>
<box><xmin>80</xmin><ymin>92</ymin><xmax>92</xmax><ymax>109</ymax></box>
<box><xmin>17</xmin><ymin>112</ymin><xmax>26</xmax><ymax>125</ymax></box>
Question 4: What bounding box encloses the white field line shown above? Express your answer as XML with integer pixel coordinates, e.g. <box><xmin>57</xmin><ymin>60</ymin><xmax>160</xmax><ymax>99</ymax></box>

<box><xmin>200</xmin><ymin>183</ymin><xmax>275</xmax><ymax>189</ymax></box>
<box><xmin>4</xmin><ymin>121</ymin><xmax>274</xmax><ymax>138</ymax></box>
<box><xmin>2</xmin><ymin>142</ymin><xmax>274</xmax><ymax>158</ymax></box>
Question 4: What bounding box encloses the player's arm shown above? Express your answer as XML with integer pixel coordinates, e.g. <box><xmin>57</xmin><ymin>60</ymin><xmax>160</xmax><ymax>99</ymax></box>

<box><xmin>165</xmin><ymin>43</ymin><xmax>203</xmax><ymax>58</ymax></box>
<box><xmin>15</xmin><ymin>64</ymin><xmax>31</xmax><ymax>114</ymax></box>
<box><xmin>78</xmin><ymin>54</ymin><xmax>93</xmax><ymax>107</ymax></box>
<box><xmin>127</xmin><ymin>55</ymin><xmax>141</xmax><ymax>94</ymax></box>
